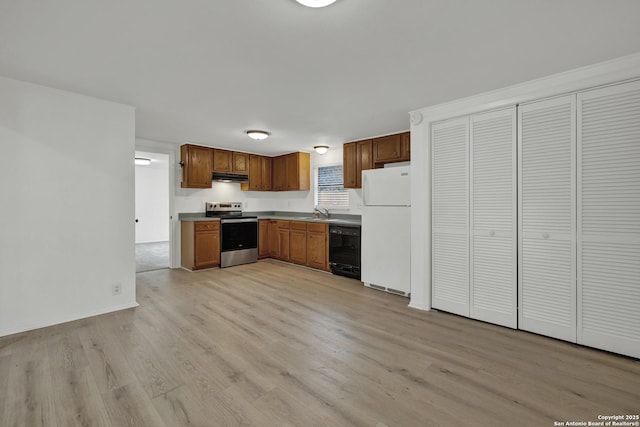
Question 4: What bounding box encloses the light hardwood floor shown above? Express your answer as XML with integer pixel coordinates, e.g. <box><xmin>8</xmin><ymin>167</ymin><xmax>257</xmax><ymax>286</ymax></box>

<box><xmin>1</xmin><ymin>260</ymin><xmax>639</xmax><ymax>426</ymax></box>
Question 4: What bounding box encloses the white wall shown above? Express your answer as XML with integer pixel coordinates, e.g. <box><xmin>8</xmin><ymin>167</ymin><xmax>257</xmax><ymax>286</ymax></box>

<box><xmin>135</xmin><ymin>151</ymin><xmax>169</xmax><ymax>243</ymax></box>
<box><xmin>0</xmin><ymin>76</ymin><xmax>137</xmax><ymax>336</ymax></box>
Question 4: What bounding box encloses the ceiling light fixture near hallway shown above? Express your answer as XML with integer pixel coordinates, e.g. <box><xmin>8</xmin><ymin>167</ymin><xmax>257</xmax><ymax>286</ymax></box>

<box><xmin>135</xmin><ymin>157</ymin><xmax>152</xmax><ymax>166</ymax></box>
<box><xmin>314</xmin><ymin>145</ymin><xmax>330</xmax><ymax>155</ymax></box>
<box><xmin>246</xmin><ymin>130</ymin><xmax>271</xmax><ymax>140</ymax></box>
<box><xmin>296</xmin><ymin>0</ymin><xmax>338</xmax><ymax>7</ymax></box>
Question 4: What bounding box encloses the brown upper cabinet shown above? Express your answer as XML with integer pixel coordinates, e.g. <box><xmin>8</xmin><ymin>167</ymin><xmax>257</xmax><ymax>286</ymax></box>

<box><xmin>357</xmin><ymin>140</ymin><xmax>373</xmax><ymax>187</ymax></box>
<box><xmin>343</xmin><ymin>142</ymin><xmax>357</xmax><ymax>188</ymax></box>
<box><xmin>247</xmin><ymin>155</ymin><xmax>261</xmax><ymax>191</ymax></box>
<box><xmin>243</xmin><ymin>155</ymin><xmax>273</xmax><ymax>191</ymax></box>
<box><xmin>181</xmin><ymin>144</ymin><xmax>308</xmax><ymax>191</ymax></box>
<box><xmin>343</xmin><ymin>139</ymin><xmax>373</xmax><ymax>189</ymax></box>
<box><xmin>373</xmin><ymin>134</ymin><xmax>402</xmax><ymax>164</ymax></box>
<box><xmin>272</xmin><ymin>155</ymin><xmax>287</xmax><ymax>191</ymax></box>
<box><xmin>232</xmin><ymin>152</ymin><xmax>249</xmax><ymax>173</ymax></box>
<box><xmin>400</xmin><ymin>131</ymin><xmax>410</xmax><ymax>161</ymax></box>
<box><xmin>286</xmin><ymin>152</ymin><xmax>310</xmax><ymax>191</ymax></box>
<box><xmin>272</xmin><ymin>152</ymin><xmax>309</xmax><ymax>191</ymax></box>
<box><xmin>343</xmin><ymin>131</ymin><xmax>409</xmax><ymax>188</ymax></box>
<box><xmin>213</xmin><ymin>149</ymin><xmax>232</xmax><ymax>172</ymax></box>
<box><xmin>213</xmin><ymin>148</ymin><xmax>249</xmax><ymax>174</ymax></box>
<box><xmin>260</xmin><ymin>156</ymin><xmax>272</xmax><ymax>190</ymax></box>
<box><xmin>180</xmin><ymin>144</ymin><xmax>213</xmax><ymax>188</ymax></box>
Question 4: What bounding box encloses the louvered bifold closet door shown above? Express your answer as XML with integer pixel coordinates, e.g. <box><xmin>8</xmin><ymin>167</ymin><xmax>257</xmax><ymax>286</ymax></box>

<box><xmin>432</xmin><ymin>117</ymin><xmax>469</xmax><ymax>316</ymax></box>
<box><xmin>470</xmin><ymin>108</ymin><xmax>517</xmax><ymax>328</ymax></box>
<box><xmin>518</xmin><ymin>95</ymin><xmax>577</xmax><ymax>342</ymax></box>
<box><xmin>577</xmin><ymin>80</ymin><xmax>640</xmax><ymax>359</ymax></box>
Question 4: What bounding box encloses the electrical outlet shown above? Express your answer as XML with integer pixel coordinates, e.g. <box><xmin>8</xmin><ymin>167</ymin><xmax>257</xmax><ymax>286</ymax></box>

<box><xmin>112</xmin><ymin>283</ymin><xmax>122</xmax><ymax>296</ymax></box>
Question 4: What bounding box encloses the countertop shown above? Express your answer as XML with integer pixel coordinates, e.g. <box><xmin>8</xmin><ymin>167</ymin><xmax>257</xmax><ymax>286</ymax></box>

<box><xmin>178</xmin><ymin>211</ymin><xmax>361</xmax><ymax>226</ymax></box>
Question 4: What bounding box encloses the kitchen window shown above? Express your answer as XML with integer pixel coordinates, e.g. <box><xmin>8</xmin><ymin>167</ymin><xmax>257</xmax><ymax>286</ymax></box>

<box><xmin>315</xmin><ymin>165</ymin><xmax>349</xmax><ymax>209</ymax></box>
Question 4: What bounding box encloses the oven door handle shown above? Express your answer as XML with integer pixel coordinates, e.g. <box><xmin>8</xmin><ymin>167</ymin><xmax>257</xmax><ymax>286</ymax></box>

<box><xmin>221</xmin><ymin>218</ymin><xmax>258</xmax><ymax>224</ymax></box>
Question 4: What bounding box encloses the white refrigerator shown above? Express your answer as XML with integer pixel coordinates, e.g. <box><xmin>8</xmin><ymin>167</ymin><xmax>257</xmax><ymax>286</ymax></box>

<box><xmin>361</xmin><ymin>165</ymin><xmax>411</xmax><ymax>296</ymax></box>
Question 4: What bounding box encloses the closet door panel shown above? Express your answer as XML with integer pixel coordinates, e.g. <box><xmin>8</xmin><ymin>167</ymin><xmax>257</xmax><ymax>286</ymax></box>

<box><xmin>470</xmin><ymin>108</ymin><xmax>517</xmax><ymax>328</ymax></box>
<box><xmin>432</xmin><ymin>117</ymin><xmax>469</xmax><ymax>316</ymax></box>
<box><xmin>521</xmin><ymin>239</ymin><xmax>574</xmax><ymax>331</ymax></box>
<box><xmin>578</xmin><ymin>80</ymin><xmax>640</xmax><ymax>358</ymax></box>
<box><xmin>518</xmin><ymin>95</ymin><xmax>577</xmax><ymax>342</ymax></box>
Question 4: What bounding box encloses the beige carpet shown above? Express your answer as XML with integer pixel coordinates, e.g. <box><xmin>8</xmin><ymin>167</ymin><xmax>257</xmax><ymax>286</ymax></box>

<box><xmin>136</xmin><ymin>241</ymin><xmax>169</xmax><ymax>273</ymax></box>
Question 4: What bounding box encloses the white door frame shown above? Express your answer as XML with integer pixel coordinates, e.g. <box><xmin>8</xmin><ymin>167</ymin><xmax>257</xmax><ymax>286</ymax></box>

<box><xmin>135</xmin><ymin>139</ymin><xmax>178</xmax><ymax>268</ymax></box>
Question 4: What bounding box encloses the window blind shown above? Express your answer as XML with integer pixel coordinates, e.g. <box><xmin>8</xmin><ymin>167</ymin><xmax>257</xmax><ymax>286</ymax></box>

<box><xmin>315</xmin><ymin>165</ymin><xmax>349</xmax><ymax>209</ymax></box>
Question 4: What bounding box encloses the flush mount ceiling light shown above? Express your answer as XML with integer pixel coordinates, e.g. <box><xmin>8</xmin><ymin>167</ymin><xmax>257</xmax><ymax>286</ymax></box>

<box><xmin>295</xmin><ymin>0</ymin><xmax>338</xmax><ymax>7</ymax></box>
<box><xmin>135</xmin><ymin>157</ymin><xmax>152</xmax><ymax>166</ymax></box>
<box><xmin>246</xmin><ymin>130</ymin><xmax>271</xmax><ymax>140</ymax></box>
<box><xmin>314</xmin><ymin>145</ymin><xmax>330</xmax><ymax>155</ymax></box>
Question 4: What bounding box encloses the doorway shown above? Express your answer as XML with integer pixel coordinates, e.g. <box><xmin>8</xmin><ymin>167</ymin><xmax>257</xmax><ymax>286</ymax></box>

<box><xmin>135</xmin><ymin>151</ymin><xmax>170</xmax><ymax>272</ymax></box>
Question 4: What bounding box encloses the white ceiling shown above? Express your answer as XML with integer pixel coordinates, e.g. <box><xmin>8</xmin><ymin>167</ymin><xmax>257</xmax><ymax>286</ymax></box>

<box><xmin>2</xmin><ymin>0</ymin><xmax>640</xmax><ymax>155</ymax></box>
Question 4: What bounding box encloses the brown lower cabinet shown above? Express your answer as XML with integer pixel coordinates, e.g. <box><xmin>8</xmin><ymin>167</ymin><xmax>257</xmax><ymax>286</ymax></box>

<box><xmin>261</xmin><ymin>219</ymin><xmax>290</xmax><ymax>260</ymax></box>
<box><xmin>306</xmin><ymin>222</ymin><xmax>328</xmax><ymax>271</ymax></box>
<box><xmin>276</xmin><ymin>222</ymin><xmax>290</xmax><ymax>261</ymax></box>
<box><xmin>289</xmin><ymin>222</ymin><xmax>307</xmax><ymax>265</ymax></box>
<box><xmin>259</xmin><ymin>219</ymin><xmax>329</xmax><ymax>271</ymax></box>
<box><xmin>268</xmin><ymin>220</ymin><xmax>278</xmax><ymax>258</ymax></box>
<box><xmin>258</xmin><ymin>219</ymin><xmax>270</xmax><ymax>259</ymax></box>
<box><xmin>181</xmin><ymin>221</ymin><xmax>220</xmax><ymax>270</ymax></box>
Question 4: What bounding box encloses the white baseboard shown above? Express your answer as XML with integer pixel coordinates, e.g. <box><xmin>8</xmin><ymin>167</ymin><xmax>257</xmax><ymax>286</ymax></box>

<box><xmin>0</xmin><ymin>301</ymin><xmax>140</xmax><ymax>338</ymax></box>
<box><xmin>408</xmin><ymin>301</ymin><xmax>430</xmax><ymax>311</ymax></box>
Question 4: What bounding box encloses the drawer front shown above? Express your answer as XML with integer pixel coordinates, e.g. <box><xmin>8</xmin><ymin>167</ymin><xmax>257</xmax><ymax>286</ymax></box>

<box><xmin>290</xmin><ymin>221</ymin><xmax>307</xmax><ymax>231</ymax></box>
<box><xmin>307</xmin><ymin>223</ymin><xmax>327</xmax><ymax>233</ymax></box>
<box><xmin>276</xmin><ymin>220</ymin><xmax>290</xmax><ymax>229</ymax></box>
<box><xmin>195</xmin><ymin>221</ymin><xmax>220</xmax><ymax>231</ymax></box>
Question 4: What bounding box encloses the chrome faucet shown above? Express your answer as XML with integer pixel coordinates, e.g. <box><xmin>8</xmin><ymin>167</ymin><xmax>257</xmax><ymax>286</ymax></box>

<box><xmin>313</xmin><ymin>207</ymin><xmax>330</xmax><ymax>218</ymax></box>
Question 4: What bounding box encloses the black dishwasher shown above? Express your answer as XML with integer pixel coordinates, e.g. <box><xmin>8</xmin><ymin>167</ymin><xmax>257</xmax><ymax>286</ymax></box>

<box><xmin>329</xmin><ymin>224</ymin><xmax>361</xmax><ymax>280</ymax></box>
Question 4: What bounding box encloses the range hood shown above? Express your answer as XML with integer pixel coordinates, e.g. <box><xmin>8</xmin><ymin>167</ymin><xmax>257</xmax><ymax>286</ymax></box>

<box><xmin>212</xmin><ymin>172</ymin><xmax>249</xmax><ymax>183</ymax></box>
